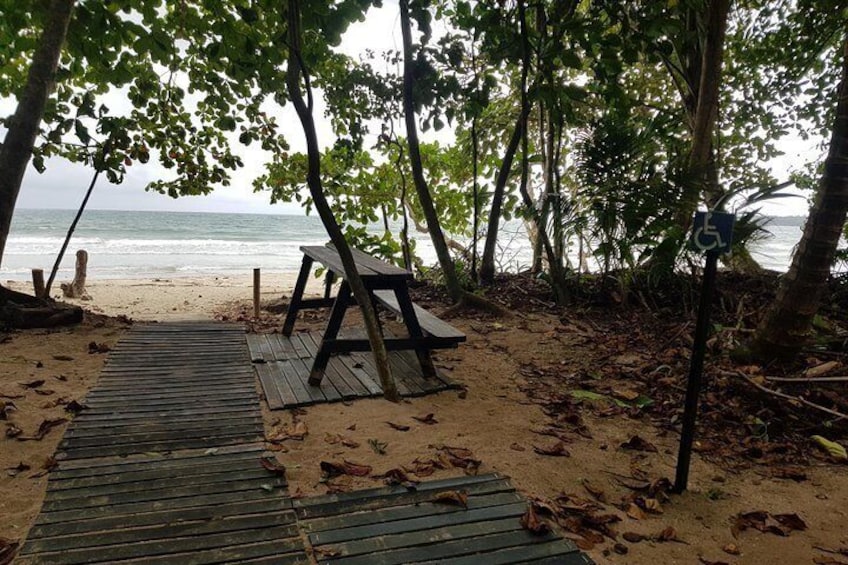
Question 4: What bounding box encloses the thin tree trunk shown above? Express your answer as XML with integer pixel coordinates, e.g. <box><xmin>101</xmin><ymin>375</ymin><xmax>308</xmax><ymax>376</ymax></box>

<box><xmin>399</xmin><ymin>0</ymin><xmax>462</xmax><ymax>302</ymax></box>
<box><xmin>45</xmin><ymin>142</ymin><xmax>108</xmax><ymax>297</ymax></box>
<box><xmin>0</xmin><ymin>0</ymin><xmax>76</xmax><ymax>269</ymax></box>
<box><xmin>286</xmin><ymin>0</ymin><xmax>398</xmax><ymax>401</ymax></box>
<box><xmin>750</xmin><ymin>33</ymin><xmax>848</xmax><ymax>360</ymax></box>
<box><xmin>479</xmin><ymin>112</ymin><xmax>528</xmax><ymax>284</ymax></box>
<box><xmin>674</xmin><ymin>0</ymin><xmax>731</xmax><ymax>234</ymax></box>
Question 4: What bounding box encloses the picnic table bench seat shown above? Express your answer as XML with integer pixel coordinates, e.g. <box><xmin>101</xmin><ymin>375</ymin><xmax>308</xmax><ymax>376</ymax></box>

<box><xmin>371</xmin><ymin>289</ymin><xmax>465</xmax><ymax>346</ymax></box>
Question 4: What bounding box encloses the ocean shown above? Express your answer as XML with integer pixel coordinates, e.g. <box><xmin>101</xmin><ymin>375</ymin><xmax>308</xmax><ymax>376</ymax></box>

<box><xmin>1</xmin><ymin>208</ymin><xmax>804</xmax><ymax>282</ymax></box>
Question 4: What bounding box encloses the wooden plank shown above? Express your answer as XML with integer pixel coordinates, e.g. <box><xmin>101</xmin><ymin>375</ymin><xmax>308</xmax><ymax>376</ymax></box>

<box><xmin>49</xmin><ymin>456</ymin><xmax>269</xmax><ymax>491</ymax></box>
<box><xmin>23</xmin><ymin>524</ymin><xmax>301</xmax><ymax>564</ymax></box>
<box><xmin>303</xmin><ymin>491</ymin><xmax>524</xmax><ymax>534</ymax></box>
<box><xmin>372</xmin><ymin>289</ymin><xmax>465</xmax><ymax>342</ymax></box>
<box><xmin>285</xmin><ymin>357</ymin><xmax>328</xmax><ymax>404</ymax></box>
<box><xmin>46</xmin><ymin>464</ymin><xmax>274</xmax><ymax>501</ymax></box>
<box><xmin>116</xmin><ymin>541</ymin><xmax>309</xmax><ymax>565</ymax></box>
<box><xmin>411</xmin><ymin>540</ymin><xmax>589</xmax><ymax>565</ymax></box>
<box><xmin>59</xmin><ymin>434</ymin><xmax>264</xmax><ymax>461</ymax></box>
<box><xmin>296</xmin><ymin>477</ymin><xmax>514</xmax><ymax>519</ymax></box>
<box><xmin>310</xmin><ymin>501</ymin><xmax>528</xmax><ymax>545</ymax></box>
<box><xmin>254</xmin><ymin>362</ymin><xmax>285</xmax><ymax>409</ymax></box>
<box><xmin>24</xmin><ymin>511</ymin><xmax>297</xmax><ymax>553</ymax></box>
<box><xmin>288</xmin><ymin>332</ymin><xmax>311</xmax><ymax>360</ymax></box>
<box><xmin>28</xmin><ymin>498</ymin><xmax>292</xmax><ymax>540</ymax></box>
<box><xmin>351</xmin><ymin>352</ymin><xmax>414</xmax><ymax>397</ymax></box>
<box><xmin>34</xmin><ymin>494</ymin><xmax>284</xmax><ymax>528</ymax></box>
<box><xmin>60</xmin><ymin>423</ymin><xmax>261</xmax><ymax>449</ymax></box>
<box><xmin>311</xmin><ymin>516</ymin><xmax>523</xmax><ymax>559</ymax></box>
<box><xmin>269</xmin><ymin>332</ymin><xmax>302</xmax><ymax>360</ymax></box>
<box><xmin>301</xmin><ymin>246</ymin><xmax>379</xmax><ymax>278</ymax></box>
<box><xmin>66</xmin><ymin>414</ymin><xmax>262</xmax><ymax>438</ymax></box>
<box><xmin>42</xmin><ymin>476</ymin><xmax>286</xmax><ymax>512</ymax></box>
<box><xmin>277</xmin><ymin>360</ymin><xmax>317</xmax><ymax>406</ymax></box>
<box><xmin>345</xmin><ymin>246</ymin><xmax>412</xmax><ymax>278</ymax></box>
<box><xmin>320</xmin><ymin>529</ymin><xmax>561</xmax><ymax>565</ymax></box>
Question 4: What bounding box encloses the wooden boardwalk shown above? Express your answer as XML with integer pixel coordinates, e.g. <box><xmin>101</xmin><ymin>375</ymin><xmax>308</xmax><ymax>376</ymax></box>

<box><xmin>297</xmin><ymin>473</ymin><xmax>593</xmax><ymax>565</ymax></box>
<box><xmin>247</xmin><ymin>331</ymin><xmax>460</xmax><ymax>410</ymax></box>
<box><xmin>17</xmin><ymin>323</ymin><xmax>306</xmax><ymax>565</ymax></box>
<box><xmin>17</xmin><ymin>323</ymin><xmax>591</xmax><ymax>564</ymax></box>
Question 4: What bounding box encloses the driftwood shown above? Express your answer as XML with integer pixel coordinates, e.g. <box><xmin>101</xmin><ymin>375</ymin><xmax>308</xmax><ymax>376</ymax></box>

<box><xmin>32</xmin><ymin>268</ymin><xmax>45</xmax><ymax>298</ymax></box>
<box><xmin>61</xmin><ymin>249</ymin><xmax>90</xmax><ymax>299</ymax></box>
<box><xmin>0</xmin><ymin>285</ymin><xmax>83</xmax><ymax>329</ymax></box>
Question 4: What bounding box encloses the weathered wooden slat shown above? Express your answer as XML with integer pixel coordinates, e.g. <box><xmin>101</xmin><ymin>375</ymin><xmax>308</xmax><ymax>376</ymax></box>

<box><xmin>49</xmin><ymin>456</ymin><xmax>268</xmax><ymax>491</ymax></box>
<box><xmin>46</xmin><ymin>466</ymin><xmax>278</xmax><ymax>502</ymax></box>
<box><xmin>33</xmin><ymin>488</ymin><xmax>285</xmax><ymax>526</ymax></box>
<box><xmin>319</xmin><ymin>529</ymin><xmax>560</xmax><ymax>565</ymax></box>
<box><xmin>24</xmin><ymin>510</ymin><xmax>297</xmax><ymax>553</ymax></box>
<box><xmin>41</xmin><ymin>475</ymin><xmax>287</xmax><ymax>512</ymax></box>
<box><xmin>58</xmin><ymin>434</ymin><xmax>262</xmax><ymax>460</ymax></box>
<box><xmin>311</xmin><ymin>516</ymin><xmax>523</xmax><ymax>559</ymax></box>
<box><xmin>310</xmin><ymin>501</ymin><xmax>528</xmax><ymax>546</ymax></box>
<box><xmin>115</xmin><ymin>541</ymin><xmax>309</xmax><ymax>565</ymax></box>
<box><xmin>28</xmin><ymin>498</ymin><xmax>292</xmax><ymax>540</ymax></box>
<box><xmin>411</xmin><ymin>540</ymin><xmax>589</xmax><ymax>565</ymax></box>
<box><xmin>25</xmin><ymin>523</ymin><xmax>301</xmax><ymax>564</ymax></box>
<box><xmin>49</xmin><ymin>444</ymin><xmax>264</xmax><ymax>476</ymax></box>
<box><xmin>295</xmin><ymin>478</ymin><xmax>515</xmax><ymax>520</ymax></box>
<box><xmin>283</xmin><ymin>358</ymin><xmax>327</xmax><ymax>404</ymax></box>
<box><xmin>302</xmin><ymin>491</ymin><xmax>524</xmax><ymax>534</ymax></box>
<box><xmin>65</xmin><ymin>414</ymin><xmax>262</xmax><ymax>438</ymax></box>
<box><xmin>60</xmin><ymin>424</ymin><xmax>260</xmax><ymax>450</ymax></box>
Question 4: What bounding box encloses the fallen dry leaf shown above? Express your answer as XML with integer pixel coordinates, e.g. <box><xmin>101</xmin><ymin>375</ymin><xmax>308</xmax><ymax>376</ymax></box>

<box><xmin>813</xmin><ymin>557</ymin><xmax>848</xmax><ymax>565</ymax></box>
<box><xmin>5</xmin><ymin>462</ymin><xmax>30</xmax><ymax>478</ymax></box>
<box><xmin>412</xmin><ymin>413</ymin><xmax>438</xmax><ymax>425</ymax></box>
<box><xmin>20</xmin><ymin>418</ymin><xmax>67</xmax><ymax>441</ymax></box>
<box><xmin>533</xmin><ymin>441</ymin><xmax>570</xmax><ymax>457</ymax></box>
<box><xmin>626</xmin><ymin>503</ymin><xmax>647</xmax><ymax>520</ymax></box>
<box><xmin>732</xmin><ymin>510</ymin><xmax>807</xmax><ymax>538</ymax></box>
<box><xmin>581</xmin><ymin>479</ymin><xmax>606</xmax><ymax>502</ymax></box>
<box><xmin>652</xmin><ymin>526</ymin><xmax>681</xmax><ymax>542</ymax></box>
<box><xmin>623</xmin><ymin>532</ymin><xmax>645</xmax><ymax>543</ymax></box>
<box><xmin>320</xmin><ymin>460</ymin><xmax>372</xmax><ymax>478</ymax></box>
<box><xmin>386</xmin><ymin>421</ymin><xmax>411</xmax><ymax>432</ymax></box>
<box><xmin>87</xmin><ymin>341</ymin><xmax>111</xmax><ymax>354</ymax></box>
<box><xmin>613</xmin><ymin>543</ymin><xmax>628</xmax><ymax>555</ymax></box>
<box><xmin>805</xmin><ymin>361</ymin><xmax>840</xmax><ymax>378</ymax></box>
<box><xmin>34</xmin><ymin>389</ymin><xmax>55</xmax><ymax>396</ymax></box>
<box><xmin>520</xmin><ymin>504</ymin><xmax>551</xmax><ymax>535</ymax></box>
<box><xmin>509</xmin><ymin>443</ymin><xmax>526</xmax><ymax>451</ymax></box>
<box><xmin>5</xmin><ymin>424</ymin><xmax>22</xmax><ymax>439</ymax></box>
<box><xmin>0</xmin><ymin>538</ymin><xmax>19</xmax><ymax>565</ymax></box>
<box><xmin>52</xmin><ymin>355</ymin><xmax>74</xmax><ymax>361</ymax></box>
<box><xmin>621</xmin><ymin>435</ymin><xmax>658</xmax><ymax>453</ymax></box>
<box><xmin>432</xmin><ymin>490</ymin><xmax>468</xmax><ymax>508</ymax></box>
<box><xmin>378</xmin><ymin>467</ymin><xmax>418</xmax><ymax>488</ymax></box>
<box><xmin>314</xmin><ymin>547</ymin><xmax>341</xmax><ymax>559</ymax></box>
<box><xmin>433</xmin><ymin>445</ymin><xmax>481</xmax><ymax>475</ymax></box>
<box><xmin>368</xmin><ymin>438</ymin><xmax>387</xmax><ymax>455</ymax></box>
<box><xmin>698</xmin><ymin>558</ymin><xmax>731</xmax><ymax>565</ymax></box>
<box><xmin>64</xmin><ymin>400</ymin><xmax>89</xmax><ymax>415</ymax></box>
<box><xmin>20</xmin><ymin>379</ymin><xmax>45</xmax><ymax>389</ymax></box>
<box><xmin>260</xmin><ymin>457</ymin><xmax>286</xmax><ymax>476</ymax></box>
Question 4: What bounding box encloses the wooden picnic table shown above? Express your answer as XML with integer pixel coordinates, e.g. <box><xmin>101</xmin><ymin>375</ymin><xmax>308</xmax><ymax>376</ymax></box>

<box><xmin>283</xmin><ymin>244</ymin><xmax>464</xmax><ymax>386</ymax></box>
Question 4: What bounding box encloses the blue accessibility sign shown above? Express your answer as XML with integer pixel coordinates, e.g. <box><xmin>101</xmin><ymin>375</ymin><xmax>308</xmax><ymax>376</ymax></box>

<box><xmin>690</xmin><ymin>211</ymin><xmax>735</xmax><ymax>255</ymax></box>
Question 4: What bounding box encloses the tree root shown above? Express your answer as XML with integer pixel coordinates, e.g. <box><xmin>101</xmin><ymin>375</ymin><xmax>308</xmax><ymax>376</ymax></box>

<box><xmin>0</xmin><ymin>285</ymin><xmax>83</xmax><ymax>329</ymax></box>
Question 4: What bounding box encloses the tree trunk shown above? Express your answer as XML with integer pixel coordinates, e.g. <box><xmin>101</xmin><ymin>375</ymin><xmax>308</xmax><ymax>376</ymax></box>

<box><xmin>399</xmin><ymin>0</ymin><xmax>463</xmax><ymax>302</ymax></box>
<box><xmin>286</xmin><ymin>0</ymin><xmax>398</xmax><ymax>401</ymax></box>
<box><xmin>0</xmin><ymin>0</ymin><xmax>76</xmax><ymax>269</ymax></box>
<box><xmin>673</xmin><ymin>0</ymin><xmax>731</xmax><ymax>234</ymax></box>
<box><xmin>61</xmin><ymin>249</ymin><xmax>89</xmax><ymax>299</ymax></box>
<box><xmin>479</xmin><ymin>113</ymin><xmax>527</xmax><ymax>284</ymax></box>
<box><xmin>750</xmin><ymin>33</ymin><xmax>848</xmax><ymax>360</ymax></box>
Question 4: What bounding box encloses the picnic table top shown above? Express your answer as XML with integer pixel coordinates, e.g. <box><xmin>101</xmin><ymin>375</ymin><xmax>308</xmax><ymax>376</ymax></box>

<box><xmin>300</xmin><ymin>244</ymin><xmax>412</xmax><ymax>280</ymax></box>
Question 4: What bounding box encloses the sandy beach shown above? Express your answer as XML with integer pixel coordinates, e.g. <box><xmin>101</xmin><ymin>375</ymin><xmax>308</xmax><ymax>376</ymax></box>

<box><xmin>2</xmin><ymin>274</ymin><xmax>848</xmax><ymax>565</ymax></box>
<box><xmin>5</xmin><ymin>272</ymin><xmax>325</xmax><ymax>321</ymax></box>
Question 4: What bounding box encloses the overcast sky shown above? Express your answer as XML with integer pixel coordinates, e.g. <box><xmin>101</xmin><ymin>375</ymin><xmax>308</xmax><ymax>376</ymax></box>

<box><xmin>2</xmin><ymin>3</ymin><xmax>823</xmax><ymax>218</ymax></box>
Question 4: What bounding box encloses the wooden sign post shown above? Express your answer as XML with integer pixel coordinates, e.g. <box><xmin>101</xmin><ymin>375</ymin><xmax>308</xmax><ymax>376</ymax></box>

<box><xmin>674</xmin><ymin>210</ymin><xmax>735</xmax><ymax>493</ymax></box>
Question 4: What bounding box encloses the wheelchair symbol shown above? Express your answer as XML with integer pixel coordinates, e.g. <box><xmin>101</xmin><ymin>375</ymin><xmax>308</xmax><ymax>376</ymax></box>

<box><xmin>693</xmin><ymin>213</ymin><xmax>725</xmax><ymax>251</ymax></box>
<box><xmin>690</xmin><ymin>210</ymin><xmax>734</xmax><ymax>254</ymax></box>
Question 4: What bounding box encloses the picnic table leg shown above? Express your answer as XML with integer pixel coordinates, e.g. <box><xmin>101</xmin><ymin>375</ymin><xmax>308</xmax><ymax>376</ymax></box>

<box><xmin>324</xmin><ymin>271</ymin><xmax>335</xmax><ymax>299</ymax></box>
<box><xmin>392</xmin><ymin>285</ymin><xmax>437</xmax><ymax>378</ymax></box>
<box><xmin>282</xmin><ymin>255</ymin><xmax>314</xmax><ymax>337</ymax></box>
<box><xmin>309</xmin><ymin>280</ymin><xmax>351</xmax><ymax>386</ymax></box>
